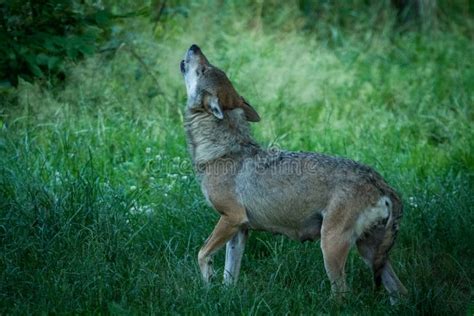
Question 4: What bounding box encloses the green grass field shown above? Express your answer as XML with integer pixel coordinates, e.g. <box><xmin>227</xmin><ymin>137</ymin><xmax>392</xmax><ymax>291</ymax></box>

<box><xmin>1</xmin><ymin>1</ymin><xmax>473</xmax><ymax>314</ymax></box>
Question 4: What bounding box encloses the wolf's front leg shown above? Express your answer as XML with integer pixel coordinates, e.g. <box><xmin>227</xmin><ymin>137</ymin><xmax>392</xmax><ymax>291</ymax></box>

<box><xmin>198</xmin><ymin>216</ymin><xmax>241</xmax><ymax>283</ymax></box>
<box><xmin>224</xmin><ymin>228</ymin><xmax>248</xmax><ymax>285</ymax></box>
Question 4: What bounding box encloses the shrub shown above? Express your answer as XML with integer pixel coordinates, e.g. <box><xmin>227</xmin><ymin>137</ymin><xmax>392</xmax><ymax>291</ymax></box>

<box><xmin>0</xmin><ymin>0</ymin><xmax>113</xmax><ymax>87</ymax></box>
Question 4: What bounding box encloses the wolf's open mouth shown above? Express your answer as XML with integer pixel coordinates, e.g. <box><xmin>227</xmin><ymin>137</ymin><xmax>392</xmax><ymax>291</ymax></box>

<box><xmin>180</xmin><ymin>60</ymin><xmax>185</xmax><ymax>74</ymax></box>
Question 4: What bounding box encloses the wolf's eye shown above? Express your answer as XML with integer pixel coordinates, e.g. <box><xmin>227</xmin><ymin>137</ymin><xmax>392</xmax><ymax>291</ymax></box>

<box><xmin>196</xmin><ymin>69</ymin><xmax>205</xmax><ymax>76</ymax></box>
<box><xmin>196</xmin><ymin>67</ymin><xmax>207</xmax><ymax>76</ymax></box>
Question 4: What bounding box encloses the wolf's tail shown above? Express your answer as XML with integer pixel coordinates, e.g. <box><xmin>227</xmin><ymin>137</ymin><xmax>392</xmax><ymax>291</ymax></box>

<box><xmin>372</xmin><ymin>191</ymin><xmax>403</xmax><ymax>288</ymax></box>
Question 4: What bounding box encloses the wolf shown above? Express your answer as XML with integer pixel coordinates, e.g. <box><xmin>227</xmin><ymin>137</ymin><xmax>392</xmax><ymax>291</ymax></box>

<box><xmin>180</xmin><ymin>44</ymin><xmax>407</xmax><ymax>303</ymax></box>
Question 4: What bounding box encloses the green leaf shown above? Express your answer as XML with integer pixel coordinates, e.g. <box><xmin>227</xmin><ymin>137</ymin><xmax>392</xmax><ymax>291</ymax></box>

<box><xmin>24</xmin><ymin>54</ymin><xmax>43</xmax><ymax>78</ymax></box>
<box><xmin>94</xmin><ymin>10</ymin><xmax>110</xmax><ymax>27</ymax></box>
<box><xmin>36</xmin><ymin>53</ymin><xmax>49</xmax><ymax>66</ymax></box>
<box><xmin>47</xmin><ymin>56</ymin><xmax>61</xmax><ymax>70</ymax></box>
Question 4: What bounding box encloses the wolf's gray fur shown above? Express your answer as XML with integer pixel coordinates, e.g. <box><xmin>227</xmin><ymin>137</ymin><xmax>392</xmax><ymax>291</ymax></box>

<box><xmin>180</xmin><ymin>44</ymin><xmax>407</xmax><ymax>303</ymax></box>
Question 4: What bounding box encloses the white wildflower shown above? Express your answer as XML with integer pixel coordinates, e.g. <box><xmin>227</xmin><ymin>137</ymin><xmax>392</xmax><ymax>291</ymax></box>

<box><xmin>54</xmin><ymin>171</ymin><xmax>61</xmax><ymax>183</ymax></box>
<box><xmin>129</xmin><ymin>203</ymin><xmax>154</xmax><ymax>215</ymax></box>
<box><xmin>408</xmin><ymin>196</ymin><xmax>418</xmax><ymax>208</ymax></box>
<box><xmin>142</xmin><ymin>205</ymin><xmax>154</xmax><ymax>214</ymax></box>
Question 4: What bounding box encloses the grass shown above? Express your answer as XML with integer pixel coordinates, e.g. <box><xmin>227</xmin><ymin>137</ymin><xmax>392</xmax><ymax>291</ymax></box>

<box><xmin>1</xmin><ymin>1</ymin><xmax>473</xmax><ymax>314</ymax></box>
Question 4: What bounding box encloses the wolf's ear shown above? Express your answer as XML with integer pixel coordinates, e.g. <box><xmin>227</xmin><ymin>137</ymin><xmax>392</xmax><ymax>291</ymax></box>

<box><xmin>208</xmin><ymin>95</ymin><xmax>224</xmax><ymax>120</ymax></box>
<box><xmin>240</xmin><ymin>97</ymin><xmax>261</xmax><ymax>122</ymax></box>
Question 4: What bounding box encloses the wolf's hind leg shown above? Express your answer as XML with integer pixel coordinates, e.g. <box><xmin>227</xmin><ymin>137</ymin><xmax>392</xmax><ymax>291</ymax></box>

<box><xmin>382</xmin><ymin>261</ymin><xmax>408</xmax><ymax>303</ymax></box>
<box><xmin>320</xmin><ymin>216</ymin><xmax>352</xmax><ymax>297</ymax></box>
<box><xmin>357</xmin><ymin>235</ymin><xmax>407</xmax><ymax>304</ymax></box>
<box><xmin>223</xmin><ymin>228</ymin><xmax>248</xmax><ymax>285</ymax></box>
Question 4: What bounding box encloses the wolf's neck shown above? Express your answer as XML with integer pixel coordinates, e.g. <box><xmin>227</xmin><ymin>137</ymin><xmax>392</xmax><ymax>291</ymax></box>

<box><xmin>184</xmin><ymin>108</ymin><xmax>259</xmax><ymax>167</ymax></box>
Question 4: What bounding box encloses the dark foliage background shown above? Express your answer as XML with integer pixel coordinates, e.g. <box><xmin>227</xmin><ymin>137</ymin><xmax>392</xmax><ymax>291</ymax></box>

<box><xmin>0</xmin><ymin>0</ymin><xmax>113</xmax><ymax>87</ymax></box>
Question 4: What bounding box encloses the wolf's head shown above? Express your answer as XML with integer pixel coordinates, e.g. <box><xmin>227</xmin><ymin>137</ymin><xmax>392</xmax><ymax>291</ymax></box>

<box><xmin>180</xmin><ymin>44</ymin><xmax>260</xmax><ymax>122</ymax></box>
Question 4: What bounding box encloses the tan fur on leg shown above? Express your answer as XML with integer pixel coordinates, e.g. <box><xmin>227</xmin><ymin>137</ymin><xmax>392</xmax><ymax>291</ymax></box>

<box><xmin>198</xmin><ymin>216</ymin><xmax>242</xmax><ymax>283</ymax></box>
<box><xmin>320</xmin><ymin>227</ymin><xmax>351</xmax><ymax>296</ymax></box>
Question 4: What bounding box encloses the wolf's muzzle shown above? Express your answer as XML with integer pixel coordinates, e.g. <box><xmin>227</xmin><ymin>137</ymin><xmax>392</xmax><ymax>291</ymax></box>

<box><xmin>189</xmin><ymin>44</ymin><xmax>200</xmax><ymax>53</ymax></box>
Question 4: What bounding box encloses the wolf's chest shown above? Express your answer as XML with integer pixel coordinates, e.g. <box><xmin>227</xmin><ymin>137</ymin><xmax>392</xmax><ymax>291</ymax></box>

<box><xmin>200</xmin><ymin>182</ymin><xmax>214</xmax><ymax>208</ymax></box>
